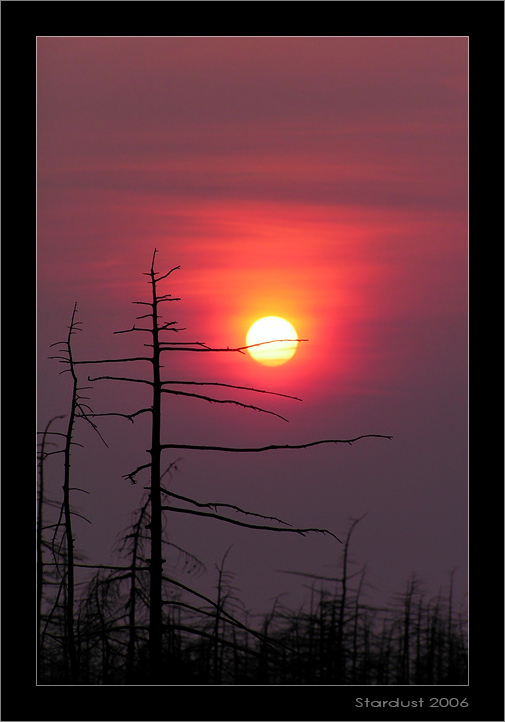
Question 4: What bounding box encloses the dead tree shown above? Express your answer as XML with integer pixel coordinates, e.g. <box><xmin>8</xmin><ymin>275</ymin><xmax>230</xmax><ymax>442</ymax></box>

<box><xmin>40</xmin><ymin>304</ymin><xmax>106</xmax><ymax>683</ymax></box>
<box><xmin>334</xmin><ymin>513</ymin><xmax>368</xmax><ymax>681</ymax></box>
<box><xmin>68</xmin><ymin>249</ymin><xmax>391</xmax><ymax>683</ymax></box>
<box><xmin>37</xmin><ymin>415</ymin><xmax>65</xmax><ymax>677</ymax></box>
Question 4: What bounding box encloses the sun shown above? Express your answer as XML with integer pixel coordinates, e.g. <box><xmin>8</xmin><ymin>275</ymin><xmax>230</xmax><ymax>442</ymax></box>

<box><xmin>246</xmin><ymin>316</ymin><xmax>299</xmax><ymax>366</ymax></box>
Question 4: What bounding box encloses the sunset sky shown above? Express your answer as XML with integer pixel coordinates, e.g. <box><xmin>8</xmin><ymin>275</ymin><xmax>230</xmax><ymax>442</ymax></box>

<box><xmin>37</xmin><ymin>37</ymin><xmax>468</xmax><ymax>618</ymax></box>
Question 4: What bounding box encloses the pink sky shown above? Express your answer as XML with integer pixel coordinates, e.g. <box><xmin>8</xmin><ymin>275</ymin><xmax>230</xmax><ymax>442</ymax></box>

<box><xmin>37</xmin><ymin>37</ymin><xmax>468</xmax><ymax>616</ymax></box>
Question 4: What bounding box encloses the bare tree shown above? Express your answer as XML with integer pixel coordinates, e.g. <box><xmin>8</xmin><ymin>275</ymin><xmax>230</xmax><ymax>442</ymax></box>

<box><xmin>39</xmin><ymin>305</ymin><xmax>107</xmax><ymax>682</ymax></box>
<box><xmin>37</xmin><ymin>415</ymin><xmax>65</xmax><ymax>676</ymax></box>
<box><xmin>52</xmin><ymin>249</ymin><xmax>391</xmax><ymax>683</ymax></box>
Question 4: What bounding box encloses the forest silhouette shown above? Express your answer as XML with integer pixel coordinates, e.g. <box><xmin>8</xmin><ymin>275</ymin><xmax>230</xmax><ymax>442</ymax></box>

<box><xmin>37</xmin><ymin>251</ymin><xmax>467</xmax><ymax>685</ymax></box>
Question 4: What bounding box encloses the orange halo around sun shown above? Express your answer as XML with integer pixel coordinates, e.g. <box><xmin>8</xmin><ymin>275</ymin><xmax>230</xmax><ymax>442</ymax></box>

<box><xmin>246</xmin><ymin>316</ymin><xmax>299</xmax><ymax>366</ymax></box>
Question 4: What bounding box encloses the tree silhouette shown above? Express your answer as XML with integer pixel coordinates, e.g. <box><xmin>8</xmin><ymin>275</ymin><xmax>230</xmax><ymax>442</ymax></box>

<box><xmin>37</xmin><ymin>415</ymin><xmax>64</xmax><ymax>677</ymax></box>
<box><xmin>41</xmin><ymin>249</ymin><xmax>393</xmax><ymax>684</ymax></box>
<box><xmin>38</xmin><ymin>304</ymin><xmax>106</xmax><ymax>682</ymax></box>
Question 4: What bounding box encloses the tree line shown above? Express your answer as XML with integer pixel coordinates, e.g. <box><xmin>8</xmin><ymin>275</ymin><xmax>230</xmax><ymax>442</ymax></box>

<box><xmin>37</xmin><ymin>493</ymin><xmax>468</xmax><ymax>686</ymax></box>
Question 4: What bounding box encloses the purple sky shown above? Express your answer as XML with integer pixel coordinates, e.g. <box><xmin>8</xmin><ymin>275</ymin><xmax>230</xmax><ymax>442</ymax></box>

<box><xmin>37</xmin><ymin>37</ymin><xmax>468</xmax><ymax>617</ymax></box>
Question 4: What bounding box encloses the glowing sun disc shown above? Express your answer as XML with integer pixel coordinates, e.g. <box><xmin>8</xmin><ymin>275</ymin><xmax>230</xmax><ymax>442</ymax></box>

<box><xmin>246</xmin><ymin>316</ymin><xmax>299</xmax><ymax>366</ymax></box>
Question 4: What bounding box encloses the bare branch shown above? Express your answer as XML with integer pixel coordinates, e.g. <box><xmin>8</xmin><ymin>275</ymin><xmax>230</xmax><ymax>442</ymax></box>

<box><xmin>159</xmin><ymin>434</ymin><xmax>393</xmax><ymax>453</ymax></box>
<box><xmin>37</xmin><ymin>428</ymin><xmax>67</xmax><ymax>437</ymax></box>
<box><xmin>76</xmin><ymin>407</ymin><xmax>109</xmax><ymax>448</ymax></box>
<box><xmin>276</xmin><ymin>568</ymin><xmax>365</xmax><ymax>583</ymax></box>
<box><xmin>87</xmin><ymin>375</ymin><xmax>153</xmax><ymax>386</ymax></box>
<box><xmin>70</xmin><ymin>510</ymin><xmax>92</xmax><ymax>524</ymax></box>
<box><xmin>161</xmin><ymin>379</ymin><xmax>302</xmax><ymax>402</ymax></box>
<box><xmin>123</xmin><ymin>461</ymin><xmax>152</xmax><ymax>484</ymax></box>
<box><xmin>158</xmin><ymin>341</ymin><xmax>210</xmax><ymax>347</ymax></box>
<box><xmin>162</xmin><ymin>574</ymin><xmax>295</xmax><ymax>654</ymax></box>
<box><xmin>73</xmin><ymin>357</ymin><xmax>152</xmax><ymax>365</ymax></box>
<box><xmin>161</xmin><ymin>505</ymin><xmax>341</xmax><ymax>542</ymax></box>
<box><xmin>113</xmin><ymin>324</ymin><xmax>151</xmax><ymax>335</ymax></box>
<box><xmin>160</xmin><ymin>488</ymin><xmax>292</xmax><ymax>527</ymax></box>
<box><xmin>158</xmin><ymin>338</ymin><xmax>308</xmax><ymax>354</ymax></box>
<box><xmin>153</xmin><ymin>265</ymin><xmax>180</xmax><ymax>283</ymax></box>
<box><xmin>38</xmin><ymin>449</ymin><xmax>66</xmax><ymax>460</ymax></box>
<box><xmin>160</xmin><ymin>388</ymin><xmax>289</xmax><ymax>422</ymax></box>
<box><xmin>86</xmin><ymin>408</ymin><xmax>151</xmax><ymax>424</ymax></box>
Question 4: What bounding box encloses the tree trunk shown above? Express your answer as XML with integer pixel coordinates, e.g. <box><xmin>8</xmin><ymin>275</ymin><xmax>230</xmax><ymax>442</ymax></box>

<box><xmin>149</xmin><ymin>259</ymin><xmax>164</xmax><ymax>684</ymax></box>
<box><xmin>62</xmin><ymin>305</ymin><xmax>80</xmax><ymax>683</ymax></box>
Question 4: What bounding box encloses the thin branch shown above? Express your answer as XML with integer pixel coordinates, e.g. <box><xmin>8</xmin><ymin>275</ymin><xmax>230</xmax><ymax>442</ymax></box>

<box><xmin>159</xmin><ymin>434</ymin><xmax>393</xmax><ymax>453</ymax></box>
<box><xmin>74</xmin><ymin>563</ymin><xmax>149</xmax><ymax>571</ymax></box>
<box><xmin>161</xmin><ymin>505</ymin><xmax>341</xmax><ymax>542</ymax></box>
<box><xmin>160</xmin><ymin>488</ymin><xmax>292</xmax><ymax>527</ymax></box>
<box><xmin>123</xmin><ymin>461</ymin><xmax>152</xmax><ymax>484</ymax></box>
<box><xmin>167</xmin><ymin>624</ymin><xmax>268</xmax><ymax>659</ymax></box>
<box><xmin>70</xmin><ymin>510</ymin><xmax>92</xmax><ymax>524</ymax></box>
<box><xmin>276</xmin><ymin>568</ymin><xmax>363</xmax><ymax>583</ymax></box>
<box><xmin>158</xmin><ymin>338</ymin><xmax>308</xmax><ymax>354</ymax></box>
<box><xmin>157</xmin><ymin>341</ymin><xmax>209</xmax><ymax>347</ymax></box>
<box><xmin>161</xmin><ymin>380</ymin><xmax>302</xmax><ymax>402</ymax></box>
<box><xmin>85</xmin><ymin>408</ymin><xmax>152</xmax><ymax>424</ymax></box>
<box><xmin>76</xmin><ymin>405</ymin><xmax>109</xmax><ymax>448</ymax></box>
<box><xmin>73</xmin><ymin>357</ymin><xmax>152</xmax><ymax>365</ymax></box>
<box><xmin>37</xmin><ymin>429</ymin><xmax>67</xmax><ymax>437</ymax></box>
<box><xmin>38</xmin><ymin>449</ymin><xmax>66</xmax><ymax>459</ymax></box>
<box><xmin>113</xmin><ymin>325</ymin><xmax>151</xmax><ymax>335</ymax></box>
<box><xmin>160</xmin><ymin>388</ymin><xmax>290</xmax><ymax>422</ymax></box>
<box><xmin>154</xmin><ymin>265</ymin><xmax>180</xmax><ymax>282</ymax></box>
<box><xmin>161</xmin><ymin>574</ymin><xmax>290</xmax><ymax>653</ymax></box>
<box><xmin>87</xmin><ymin>375</ymin><xmax>153</xmax><ymax>386</ymax></box>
